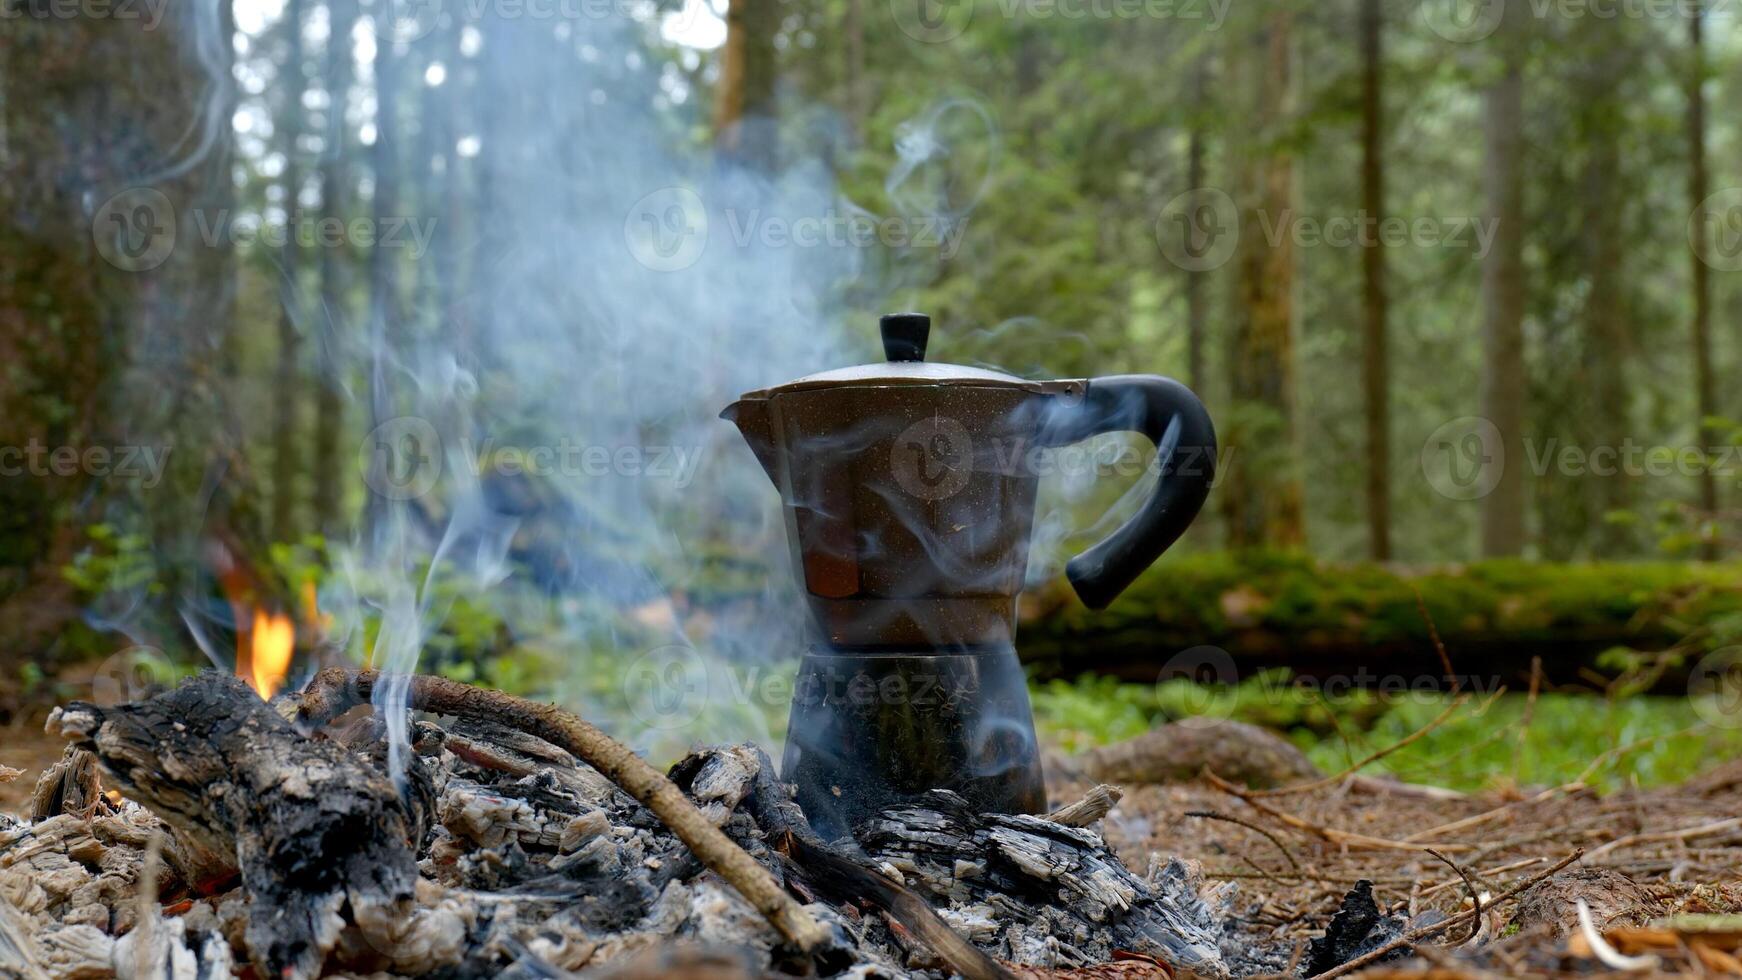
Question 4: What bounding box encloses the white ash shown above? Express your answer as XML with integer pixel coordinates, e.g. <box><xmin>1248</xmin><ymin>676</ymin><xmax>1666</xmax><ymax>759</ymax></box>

<box><xmin>1</xmin><ymin>726</ymin><xmax>1229</xmax><ymax>979</ymax></box>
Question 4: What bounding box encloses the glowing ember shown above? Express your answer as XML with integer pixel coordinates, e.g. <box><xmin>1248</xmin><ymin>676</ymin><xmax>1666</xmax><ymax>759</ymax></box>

<box><xmin>242</xmin><ymin>609</ymin><xmax>295</xmax><ymax>700</ymax></box>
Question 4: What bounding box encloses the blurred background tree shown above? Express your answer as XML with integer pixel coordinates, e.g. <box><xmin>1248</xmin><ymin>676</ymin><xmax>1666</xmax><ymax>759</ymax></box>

<box><xmin>1</xmin><ymin>0</ymin><xmax>1738</xmax><ymax>679</ymax></box>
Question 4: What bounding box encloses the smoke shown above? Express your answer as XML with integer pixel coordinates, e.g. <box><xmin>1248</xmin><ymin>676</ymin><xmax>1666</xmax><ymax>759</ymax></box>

<box><xmin>317</xmin><ymin>4</ymin><xmax>978</xmax><ymax>772</ymax></box>
<box><xmin>56</xmin><ymin>0</ymin><xmax>1187</xmax><ymax>792</ymax></box>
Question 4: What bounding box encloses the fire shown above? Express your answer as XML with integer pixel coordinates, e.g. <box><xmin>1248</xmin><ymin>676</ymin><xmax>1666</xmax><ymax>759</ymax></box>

<box><xmin>241</xmin><ymin>609</ymin><xmax>295</xmax><ymax>700</ymax></box>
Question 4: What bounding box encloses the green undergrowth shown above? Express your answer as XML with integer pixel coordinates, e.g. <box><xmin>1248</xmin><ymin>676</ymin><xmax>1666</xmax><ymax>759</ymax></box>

<box><xmin>1030</xmin><ymin>669</ymin><xmax>1742</xmax><ymax>793</ymax></box>
<box><xmin>1022</xmin><ymin>552</ymin><xmax>1742</xmax><ymax>660</ymax></box>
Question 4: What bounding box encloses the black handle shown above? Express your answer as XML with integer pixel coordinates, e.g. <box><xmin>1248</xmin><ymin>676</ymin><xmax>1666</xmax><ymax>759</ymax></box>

<box><xmin>1037</xmin><ymin>375</ymin><xmax>1216</xmax><ymax>609</ymax></box>
<box><xmin>880</xmin><ymin>312</ymin><xmax>930</xmax><ymax>362</ymax></box>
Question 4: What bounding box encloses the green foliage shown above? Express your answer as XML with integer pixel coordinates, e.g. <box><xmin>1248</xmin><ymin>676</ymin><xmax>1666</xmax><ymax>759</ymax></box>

<box><xmin>62</xmin><ymin>523</ymin><xmax>162</xmax><ymax>600</ymax></box>
<box><xmin>1030</xmin><ymin>671</ymin><xmax>1742</xmax><ymax>792</ymax></box>
<box><xmin>1024</xmin><ymin>551</ymin><xmax>1742</xmax><ymax>663</ymax></box>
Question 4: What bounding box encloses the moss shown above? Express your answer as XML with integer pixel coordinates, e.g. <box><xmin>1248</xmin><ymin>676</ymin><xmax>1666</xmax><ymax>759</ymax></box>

<box><xmin>1022</xmin><ymin>552</ymin><xmax>1742</xmax><ymax>668</ymax></box>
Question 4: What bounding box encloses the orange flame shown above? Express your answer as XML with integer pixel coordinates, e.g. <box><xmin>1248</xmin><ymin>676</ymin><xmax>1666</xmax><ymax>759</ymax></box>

<box><xmin>241</xmin><ymin>609</ymin><xmax>295</xmax><ymax>700</ymax></box>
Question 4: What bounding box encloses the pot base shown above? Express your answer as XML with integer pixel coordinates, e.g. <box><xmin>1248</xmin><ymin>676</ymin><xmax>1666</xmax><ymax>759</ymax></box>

<box><xmin>781</xmin><ymin>646</ymin><xmax>1046</xmax><ymax>839</ymax></box>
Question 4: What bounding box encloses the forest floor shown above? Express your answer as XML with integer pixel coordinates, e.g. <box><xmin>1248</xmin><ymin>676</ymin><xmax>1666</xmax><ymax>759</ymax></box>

<box><xmin>4</xmin><ymin>669</ymin><xmax>1741</xmax><ymax>978</ymax></box>
<box><xmin>1049</xmin><ymin>759</ymin><xmax>1742</xmax><ymax>977</ymax></box>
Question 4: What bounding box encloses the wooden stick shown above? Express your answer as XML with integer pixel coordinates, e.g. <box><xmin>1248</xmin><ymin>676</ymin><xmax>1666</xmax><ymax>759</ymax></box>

<box><xmin>296</xmin><ymin>667</ymin><xmax>831</xmax><ymax>954</ymax></box>
<box><xmin>1045</xmin><ymin>784</ymin><xmax>1123</xmax><ymax>827</ymax></box>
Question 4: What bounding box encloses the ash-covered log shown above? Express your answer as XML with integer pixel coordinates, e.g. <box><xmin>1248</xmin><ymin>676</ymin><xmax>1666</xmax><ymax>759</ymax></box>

<box><xmin>857</xmin><ymin>790</ymin><xmax>1231</xmax><ymax>977</ymax></box>
<box><xmin>14</xmin><ymin>670</ymin><xmax>1240</xmax><ymax>979</ymax></box>
<box><xmin>48</xmin><ymin>673</ymin><xmax>465</xmax><ymax>979</ymax></box>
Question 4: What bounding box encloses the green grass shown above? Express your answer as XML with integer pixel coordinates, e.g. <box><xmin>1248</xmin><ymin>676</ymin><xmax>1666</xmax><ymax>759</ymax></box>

<box><xmin>1029</xmin><ymin>670</ymin><xmax>1742</xmax><ymax>793</ymax></box>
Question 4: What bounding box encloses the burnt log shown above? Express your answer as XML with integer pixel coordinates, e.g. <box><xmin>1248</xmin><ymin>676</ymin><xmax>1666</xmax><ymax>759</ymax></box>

<box><xmin>10</xmin><ymin>672</ymin><xmax>1238</xmax><ymax>980</ymax></box>
<box><xmin>47</xmin><ymin>673</ymin><xmax>464</xmax><ymax>979</ymax></box>
<box><xmin>855</xmin><ymin>790</ymin><xmax>1230</xmax><ymax>977</ymax></box>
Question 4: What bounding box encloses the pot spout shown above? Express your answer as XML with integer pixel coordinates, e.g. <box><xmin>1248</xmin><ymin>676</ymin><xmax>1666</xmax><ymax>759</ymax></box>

<box><xmin>720</xmin><ymin>397</ymin><xmax>780</xmax><ymax>483</ymax></box>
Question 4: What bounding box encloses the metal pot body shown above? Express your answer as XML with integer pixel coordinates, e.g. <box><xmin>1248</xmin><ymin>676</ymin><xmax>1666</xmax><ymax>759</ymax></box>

<box><xmin>757</xmin><ymin>383</ymin><xmax>1055</xmax><ymax>650</ymax></box>
<box><xmin>781</xmin><ymin>647</ymin><xmax>1046</xmax><ymax>839</ymax></box>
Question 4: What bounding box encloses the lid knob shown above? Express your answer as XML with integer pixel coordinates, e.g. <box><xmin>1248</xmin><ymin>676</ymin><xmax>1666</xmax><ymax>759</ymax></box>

<box><xmin>880</xmin><ymin>312</ymin><xmax>930</xmax><ymax>362</ymax></box>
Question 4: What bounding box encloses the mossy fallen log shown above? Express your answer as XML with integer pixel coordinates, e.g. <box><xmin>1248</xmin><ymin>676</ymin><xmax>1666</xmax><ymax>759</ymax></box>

<box><xmin>1016</xmin><ymin>553</ymin><xmax>1742</xmax><ymax>687</ymax></box>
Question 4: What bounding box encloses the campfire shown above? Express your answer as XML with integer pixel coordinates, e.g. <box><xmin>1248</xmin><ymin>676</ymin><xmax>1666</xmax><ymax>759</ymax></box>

<box><xmin>4</xmin><ymin>669</ymin><xmax>1231</xmax><ymax>979</ymax></box>
<box><xmin>238</xmin><ymin>608</ymin><xmax>294</xmax><ymax>700</ymax></box>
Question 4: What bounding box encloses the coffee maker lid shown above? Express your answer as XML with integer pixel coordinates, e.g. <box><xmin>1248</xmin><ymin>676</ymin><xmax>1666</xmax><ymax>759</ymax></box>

<box><xmin>737</xmin><ymin>313</ymin><xmax>1084</xmax><ymax>398</ymax></box>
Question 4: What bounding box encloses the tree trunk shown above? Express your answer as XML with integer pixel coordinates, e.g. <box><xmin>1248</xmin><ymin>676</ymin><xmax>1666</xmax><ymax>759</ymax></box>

<box><xmin>271</xmin><ymin>0</ymin><xmax>308</xmax><ymax>543</ymax></box>
<box><xmin>1359</xmin><ymin>0</ymin><xmax>1390</xmax><ymax>561</ymax></box>
<box><xmin>843</xmin><ymin>0</ymin><xmax>867</xmax><ymax>134</ymax></box>
<box><xmin>435</xmin><ymin>16</ymin><xmax>466</xmax><ymax>355</ymax></box>
<box><xmin>1185</xmin><ymin>59</ymin><xmax>1209</xmax><ymax>397</ymax></box>
<box><xmin>363</xmin><ymin>28</ymin><xmax>404</xmax><ymax>542</ymax></box>
<box><xmin>1225</xmin><ymin>8</ymin><xmax>1304</xmax><ymax>550</ymax></box>
<box><xmin>1582</xmin><ymin>38</ymin><xmax>1628</xmax><ymax>558</ymax></box>
<box><xmin>1478</xmin><ymin>3</ymin><xmax>1527</xmax><ymax>558</ymax></box>
<box><xmin>714</xmin><ymin>0</ymin><xmax>779</xmax><ymax>169</ymax></box>
<box><xmin>0</xmin><ymin>3</ymin><xmax>237</xmax><ymax>655</ymax></box>
<box><xmin>313</xmin><ymin>0</ymin><xmax>356</xmax><ymax>534</ymax></box>
<box><xmin>1688</xmin><ymin>9</ymin><xmax>1719</xmax><ymax>559</ymax></box>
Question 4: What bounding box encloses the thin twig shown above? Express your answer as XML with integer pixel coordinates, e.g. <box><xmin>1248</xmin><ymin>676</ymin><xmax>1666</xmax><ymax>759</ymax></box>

<box><xmin>1425</xmin><ymin>848</ymin><xmax>1482</xmax><ymax>943</ymax></box>
<box><xmin>1305</xmin><ymin>849</ymin><xmax>1584</xmax><ymax>980</ymax></box>
<box><xmin>1255</xmin><ymin>590</ymin><xmax>1468</xmax><ymax>798</ymax></box>
<box><xmin>1573</xmin><ymin>725</ymin><xmax>1703</xmax><ymax>787</ymax></box>
<box><xmin>1416</xmin><ymin>856</ymin><xmax>1544</xmax><ymax>900</ymax></box>
<box><xmin>1585</xmin><ymin>816</ymin><xmax>1742</xmax><ymax>861</ymax></box>
<box><xmin>1411</xmin><ymin>583</ymin><xmax>1458</xmax><ymax>683</ymax></box>
<box><xmin>1250</xmin><ymin>694</ymin><xmax>1471</xmax><ymax>798</ymax></box>
<box><xmin>297</xmin><ymin>667</ymin><xmax>831</xmax><ymax>954</ymax></box>
<box><xmin>1404</xmin><ymin>783</ymin><xmax>1578</xmax><ymax>843</ymax></box>
<box><xmin>1184</xmin><ymin>810</ymin><xmax>1302</xmax><ymax>875</ymax></box>
<box><xmin>1203</xmin><ymin>769</ymin><xmax>1472</xmax><ymax>853</ymax></box>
